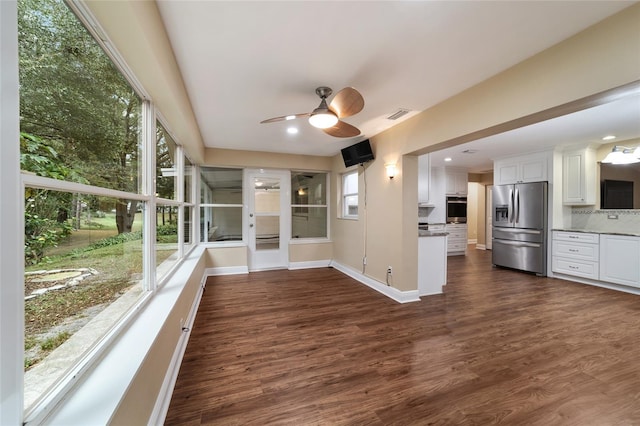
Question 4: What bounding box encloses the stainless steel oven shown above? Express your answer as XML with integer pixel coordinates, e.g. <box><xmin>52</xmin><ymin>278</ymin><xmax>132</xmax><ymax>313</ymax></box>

<box><xmin>446</xmin><ymin>196</ymin><xmax>467</xmax><ymax>223</ymax></box>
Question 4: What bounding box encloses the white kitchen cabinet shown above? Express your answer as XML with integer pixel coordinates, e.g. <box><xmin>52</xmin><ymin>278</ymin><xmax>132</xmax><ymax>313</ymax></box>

<box><xmin>418</xmin><ymin>235</ymin><xmax>447</xmax><ymax>296</ymax></box>
<box><xmin>418</xmin><ymin>154</ymin><xmax>431</xmax><ymax>205</ymax></box>
<box><xmin>445</xmin><ymin>169</ymin><xmax>468</xmax><ymax>195</ymax></box>
<box><xmin>563</xmin><ymin>147</ymin><xmax>596</xmax><ymax>205</ymax></box>
<box><xmin>445</xmin><ymin>223</ymin><xmax>467</xmax><ymax>255</ymax></box>
<box><xmin>599</xmin><ymin>234</ymin><xmax>640</xmax><ymax>288</ymax></box>
<box><xmin>552</xmin><ymin>231</ymin><xmax>599</xmax><ymax>280</ymax></box>
<box><xmin>494</xmin><ymin>151</ymin><xmax>548</xmax><ymax>185</ymax></box>
<box><xmin>426</xmin><ymin>166</ymin><xmax>446</xmax><ymax>224</ymax></box>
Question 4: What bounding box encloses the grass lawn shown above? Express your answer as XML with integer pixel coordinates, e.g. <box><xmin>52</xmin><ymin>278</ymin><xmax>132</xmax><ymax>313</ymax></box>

<box><xmin>24</xmin><ymin>211</ymin><xmax>176</xmax><ymax>369</ymax></box>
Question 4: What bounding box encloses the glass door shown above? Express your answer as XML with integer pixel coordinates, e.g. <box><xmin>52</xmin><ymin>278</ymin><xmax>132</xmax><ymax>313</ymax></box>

<box><xmin>246</xmin><ymin>170</ymin><xmax>290</xmax><ymax>271</ymax></box>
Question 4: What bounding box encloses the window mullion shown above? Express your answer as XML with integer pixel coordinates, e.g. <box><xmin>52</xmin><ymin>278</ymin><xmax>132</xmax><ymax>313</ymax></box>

<box><xmin>143</xmin><ymin>101</ymin><xmax>156</xmax><ymax>292</ymax></box>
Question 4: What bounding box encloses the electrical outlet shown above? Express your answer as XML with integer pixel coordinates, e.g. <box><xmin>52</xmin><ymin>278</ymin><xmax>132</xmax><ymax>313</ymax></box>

<box><xmin>387</xmin><ymin>266</ymin><xmax>392</xmax><ymax>275</ymax></box>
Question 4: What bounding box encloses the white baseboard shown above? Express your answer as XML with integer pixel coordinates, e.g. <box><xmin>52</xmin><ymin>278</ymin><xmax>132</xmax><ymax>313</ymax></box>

<box><xmin>476</xmin><ymin>244</ymin><xmax>486</xmax><ymax>250</ymax></box>
<box><xmin>205</xmin><ymin>266</ymin><xmax>249</xmax><ymax>276</ymax></box>
<box><xmin>468</xmin><ymin>239</ymin><xmax>478</xmax><ymax>244</ymax></box>
<box><xmin>329</xmin><ymin>261</ymin><xmax>420</xmax><ymax>304</ymax></box>
<box><xmin>149</xmin><ymin>276</ymin><xmax>205</xmax><ymax>426</ymax></box>
<box><xmin>288</xmin><ymin>260</ymin><xmax>331</xmax><ymax>270</ymax></box>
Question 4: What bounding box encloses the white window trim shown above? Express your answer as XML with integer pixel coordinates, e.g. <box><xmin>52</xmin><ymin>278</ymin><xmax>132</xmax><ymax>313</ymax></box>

<box><xmin>341</xmin><ymin>170</ymin><xmax>359</xmax><ymax>220</ymax></box>
<box><xmin>1</xmin><ymin>1</ymin><xmax>24</xmax><ymax>424</ymax></box>
<box><xmin>291</xmin><ymin>172</ymin><xmax>330</xmax><ymax>240</ymax></box>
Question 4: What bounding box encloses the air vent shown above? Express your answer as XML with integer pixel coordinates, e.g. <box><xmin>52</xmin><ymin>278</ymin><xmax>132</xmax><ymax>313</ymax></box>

<box><xmin>386</xmin><ymin>109</ymin><xmax>411</xmax><ymax>120</ymax></box>
<box><xmin>461</xmin><ymin>149</ymin><xmax>477</xmax><ymax>154</ymax></box>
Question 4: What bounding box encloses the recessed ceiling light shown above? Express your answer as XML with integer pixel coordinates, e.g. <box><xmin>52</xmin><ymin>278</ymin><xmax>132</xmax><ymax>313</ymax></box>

<box><xmin>444</xmin><ymin>157</ymin><xmax>452</xmax><ymax>162</ymax></box>
<box><xmin>603</xmin><ymin>135</ymin><xmax>616</xmax><ymax>141</ymax></box>
<box><xmin>285</xmin><ymin>115</ymin><xmax>296</xmax><ymax>121</ymax></box>
<box><xmin>287</xmin><ymin>127</ymin><xmax>298</xmax><ymax>134</ymax></box>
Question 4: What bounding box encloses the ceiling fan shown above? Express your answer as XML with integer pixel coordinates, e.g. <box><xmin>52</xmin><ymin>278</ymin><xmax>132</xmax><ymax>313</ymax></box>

<box><xmin>260</xmin><ymin>86</ymin><xmax>364</xmax><ymax>138</ymax></box>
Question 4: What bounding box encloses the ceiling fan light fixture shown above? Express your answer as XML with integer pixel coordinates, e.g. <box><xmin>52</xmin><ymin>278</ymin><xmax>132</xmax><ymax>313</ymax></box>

<box><xmin>309</xmin><ymin>110</ymin><xmax>338</xmax><ymax>129</ymax></box>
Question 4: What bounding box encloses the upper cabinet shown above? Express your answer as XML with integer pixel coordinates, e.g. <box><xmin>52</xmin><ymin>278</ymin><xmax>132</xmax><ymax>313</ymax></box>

<box><xmin>563</xmin><ymin>147</ymin><xmax>596</xmax><ymax>205</ymax></box>
<box><xmin>445</xmin><ymin>169</ymin><xmax>468</xmax><ymax>195</ymax></box>
<box><xmin>418</xmin><ymin>154</ymin><xmax>432</xmax><ymax>205</ymax></box>
<box><xmin>494</xmin><ymin>151</ymin><xmax>549</xmax><ymax>185</ymax></box>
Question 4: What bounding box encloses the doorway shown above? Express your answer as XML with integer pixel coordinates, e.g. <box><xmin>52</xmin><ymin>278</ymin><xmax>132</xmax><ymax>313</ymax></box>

<box><xmin>246</xmin><ymin>169</ymin><xmax>290</xmax><ymax>271</ymax></box>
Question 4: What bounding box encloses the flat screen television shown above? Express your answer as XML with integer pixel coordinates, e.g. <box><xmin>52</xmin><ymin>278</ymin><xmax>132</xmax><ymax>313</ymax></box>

<box><xmin>341</xmin><ymin>139</ymin><xmax>374</xmax><ymax>168</ymax></box>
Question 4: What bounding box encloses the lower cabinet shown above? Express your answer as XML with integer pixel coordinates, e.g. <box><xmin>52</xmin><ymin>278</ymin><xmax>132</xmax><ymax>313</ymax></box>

<box><xmin>445</xmin><ymin>223</ymin><xmax>467</xmax><ymax>256</ymax></box>
<box><xmin>418</xmin><ymin>235</ymin><xmax>447</xmax><ymax>296</ymax></box>
<box><xmin>551</xmin><ymin>231</ymin><xmax>599</xmax><ymax>280</ymax></box>
<box><xmin>552</xmin><ymin>231</ymin><xmax>640</xmax><ymax>290</ymax></box>
<box><xmin>600</xmin><ymin>234</ymin><xmax>640</xmax><ymax>288</ymax></box>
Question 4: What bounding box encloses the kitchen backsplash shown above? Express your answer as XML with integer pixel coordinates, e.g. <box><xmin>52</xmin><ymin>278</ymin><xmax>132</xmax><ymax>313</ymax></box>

<box><xmin>571</xmin><ymin>207</ymin><xmax>640</xmax><ymax>233</ymax></box>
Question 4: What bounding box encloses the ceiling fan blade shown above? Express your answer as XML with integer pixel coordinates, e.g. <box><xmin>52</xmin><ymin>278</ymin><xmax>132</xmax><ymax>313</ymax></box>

<box><xmin>328</xmin><ymin>87</ymin><xmax>364</xmax><ymax>119</ymax></box>
<box><xmin>260</xmin><ymin>112</ymin><xmax>310</xmax><ymax>124</ymax></box>
<box><xmin>323</xmin><ymin>120</ymin><xmax>361</xmax><ymax>138</ymax></box>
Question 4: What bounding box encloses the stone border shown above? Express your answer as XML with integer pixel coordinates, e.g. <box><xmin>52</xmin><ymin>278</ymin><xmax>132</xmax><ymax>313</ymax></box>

<box><xmin>24</xmin><ymin>268</ymin><xmax>99</xmax><ymax>300</ymax></box>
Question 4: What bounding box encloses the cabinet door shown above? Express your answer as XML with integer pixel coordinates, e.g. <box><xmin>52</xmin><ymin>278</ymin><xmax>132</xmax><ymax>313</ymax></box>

<box><xmin>445</xmin><ymin>171</ymin><xmax>468</xmax><ymax>195</ymax></box>
<box><xmin>495</xmin><ymin>161</ymin><xmax>518</xmax><ymax>185</ymax></box>
<box><xmin>563</xmin><ymin>148</ymin><xmax>595</xmax><ymax>205</ymax></box>
<box><xmin>418</xmin><ymin>154</ymin><xmax>430</xmax><ymax>204</ymax></box>
<box><xmin>563</xmin><ymin>152</ymin><xmax>585</xmax><ymax>203</ymax></box>
<box><xmin>599</xmin><ymin>235</ymin><xmax>640</xmax><ymax>287</ymax></box>
<box><xmin>520</xmin><ymin>158</ymin><xmax>546</xmax><ymax>182</ymax></box>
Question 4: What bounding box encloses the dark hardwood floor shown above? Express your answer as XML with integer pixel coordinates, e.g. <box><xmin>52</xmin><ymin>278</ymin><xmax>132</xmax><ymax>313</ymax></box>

<box><xmin>165</xmin><ymin>248</ymin><xmax>640</xmax><ymax>425</ymax></box>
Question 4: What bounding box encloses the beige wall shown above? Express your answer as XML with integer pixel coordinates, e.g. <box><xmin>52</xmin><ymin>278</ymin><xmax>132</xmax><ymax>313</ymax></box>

<box><xmin>205</xmin><ymin>246</ymin><xmax>247</xmax><ymax>267</ymax></box>
<box><xmin>330</xmin><ymin>4</ymin><xmax>640</xmax><ymax>291</ymax></box>
<box><xmin>204</xmin><ymin>148</ymin><xmax>332</xmax><ymax>171</ymax></box>
<box><xmin>289</xmin><ymin>242</ymin><xmax>333</xmax><ymax>263</ymax></box>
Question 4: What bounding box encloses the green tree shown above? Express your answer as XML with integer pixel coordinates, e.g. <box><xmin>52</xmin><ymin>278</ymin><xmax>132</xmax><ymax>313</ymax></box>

<box><xmin>18</xmin><ymin>0</ymin><xmax>142</xmax><ymax>234</ymax></box>
<box><xmin>20</xmin><ymin>132</ymin><xmax>79</xmax><ymax>264</ymax></box>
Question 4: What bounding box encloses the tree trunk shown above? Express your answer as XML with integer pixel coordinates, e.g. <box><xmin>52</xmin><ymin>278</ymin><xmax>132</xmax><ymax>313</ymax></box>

<box><xmin>115</xmin><ymin>199</ymin><xmax>138</xmax><ymax>234</ymax></box>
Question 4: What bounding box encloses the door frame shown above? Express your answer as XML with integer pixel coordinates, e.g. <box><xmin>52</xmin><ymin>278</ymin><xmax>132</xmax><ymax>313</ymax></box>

<box><xmin>244</xmin><ymin>169</ymin><xmax>291</xmax><ymax>271</ymax></box>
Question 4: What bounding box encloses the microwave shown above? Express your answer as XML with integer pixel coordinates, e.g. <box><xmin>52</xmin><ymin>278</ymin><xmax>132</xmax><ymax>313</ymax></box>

<box><xmin>446</xmin><ymin>196</ymin><xmax>467</xmax><ymax>223</ymax></box>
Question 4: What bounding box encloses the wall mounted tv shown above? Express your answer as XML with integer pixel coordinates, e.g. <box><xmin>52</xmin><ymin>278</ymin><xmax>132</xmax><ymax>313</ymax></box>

<box><xmin>341</xmin><ymin>139</ymin><xmax>374</xmax><ymax>168</ymax></box>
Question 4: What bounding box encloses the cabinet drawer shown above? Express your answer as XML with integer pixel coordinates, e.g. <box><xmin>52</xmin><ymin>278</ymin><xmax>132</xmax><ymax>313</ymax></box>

<box><xmin>552</xmin><ymin>240</ymin><xmax>599</xmax><ymax>262</ymax></box>
<box><xmin>447</xmin><ymin>231</ymin><xmax>467</xmax><ymax>239</ymax></box>
<box><xmin>552</xmin><ymin>257</ymin><xmax>599</xmax><ymax>280</ymax></box>
<box><xmin>553</xmin><ymin>231</ymin><xmax>599</xmax><ymax>244</ymax></box>
<box><xmin>447</xmin><ymin>242</ymin><xmax>467</xmax><ymax>252</ymax></box>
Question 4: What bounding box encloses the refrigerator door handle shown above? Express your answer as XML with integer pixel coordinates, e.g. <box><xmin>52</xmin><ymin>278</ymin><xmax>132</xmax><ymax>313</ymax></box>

<box><xmin>494</xmin><ymin>239</ymin><xmax>541</xmax><ymax>248</ymax></box>
<box><xmin>496</xmin><ymin>228</ymin><xmax>541</xmax><ymax>235</ymax></box>
<box><xmin>514</xmin><ymin>188</ymin><xmax>520</xmax><ymax>224</ymax></box>
<box><xmin>508</xmin><ymin>188</ymin><xmax>514</xmax><ymax>223</ymax></box>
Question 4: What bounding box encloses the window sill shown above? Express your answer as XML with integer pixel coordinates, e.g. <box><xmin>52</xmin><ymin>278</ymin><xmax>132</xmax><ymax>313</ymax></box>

<box><xmin>289</xmin><ymin>238</ymin><xmax>331</xmax><ymax>245</ymax></box>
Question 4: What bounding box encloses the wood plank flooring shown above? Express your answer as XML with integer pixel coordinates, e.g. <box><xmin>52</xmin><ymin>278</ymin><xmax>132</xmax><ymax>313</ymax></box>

<box><xmin>165</xmin><ymin>248</ymin><xmax>640</xmax><ymax>425</ymax></box>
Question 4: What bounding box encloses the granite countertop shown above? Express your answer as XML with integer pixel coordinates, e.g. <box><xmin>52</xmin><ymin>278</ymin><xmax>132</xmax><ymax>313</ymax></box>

<box><xmin>552</xmin><ymin>228</ymin><xmax>640</xmax><ymax>237</ymax></box>
<box><xmin>419</xmin><ymin>230</ymin><xmax>449</xmax><ymax>237</ymax></box>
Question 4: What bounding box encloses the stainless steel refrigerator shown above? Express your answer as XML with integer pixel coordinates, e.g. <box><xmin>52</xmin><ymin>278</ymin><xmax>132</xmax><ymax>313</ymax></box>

<box><xmin>492</xmin><ymin>181</ymin><xmax>547</xmax><ymax>276</ymax></box>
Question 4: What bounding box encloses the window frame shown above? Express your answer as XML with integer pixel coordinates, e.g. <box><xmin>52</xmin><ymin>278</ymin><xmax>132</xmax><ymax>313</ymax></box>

<box><xmin>290</xmin><ymin>171</ymin><xmax>329</xmax><ymax>241</ymax></box>
<box><xmin>199</xmin><ymin>166</ymin><xmax>244</xmax><ymax>245</ymax></box>
<box><xmin>13</xmin><ymin>1</ymin><xmax>197</xmax><ymax>422</ymax></box>
<box><xmin>341</xmin><ymin>170</ymin><xmax>359</xmax><ymax>220</ymax></box>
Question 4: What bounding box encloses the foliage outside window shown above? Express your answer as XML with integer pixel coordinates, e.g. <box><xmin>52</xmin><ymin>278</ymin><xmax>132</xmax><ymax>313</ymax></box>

<box><xmin>157</xmin><ymin>122</ymin><xmax>177</xmax><ymax>200</ymax></box>
<box><xmin>200</xmin><ymin>167</ymin><xmax>243</xmax><ymax>242</ymax></box>
<box><xmin>291</xmin><ymin>172</ymin><xmax>328</xmax><ymax>239</ymax></box>
<box><xmin>342</xmin><ymin>171</ymin><xmax>359</xmax><ymax>219</ymax></box>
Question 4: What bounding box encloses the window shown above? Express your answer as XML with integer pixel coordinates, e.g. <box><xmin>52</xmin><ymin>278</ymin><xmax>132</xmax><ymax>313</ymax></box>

<box><xmin>16</xmin><ymin>0</ymin><xmax>195</xmax><ymax>418</ymax></box>
<box><xmin>291</xmin><ymin>172</ymin><xmax>328</xmax><ymax>239</ymax></box>
<box><xmin>200</xmin><ymin>167</ymin><xmax>243</xmax><ymax>242</ymax></box>
<box><xmin>342</xmin><ymin>171</ymin><xmax>359</xmax><ymax>218</ymax></box>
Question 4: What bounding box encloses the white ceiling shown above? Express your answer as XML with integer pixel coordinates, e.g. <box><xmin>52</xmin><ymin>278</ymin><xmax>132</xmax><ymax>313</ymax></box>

<box><xmin>157</xmin><ymin>1</ymin><xmax>638</xmax><ymax>165</ymax></box>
